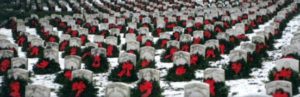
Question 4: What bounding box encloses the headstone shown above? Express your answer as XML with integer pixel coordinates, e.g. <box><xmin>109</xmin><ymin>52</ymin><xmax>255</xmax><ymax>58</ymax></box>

<box><xmin>265</xmin><ymin>81</ymin><xmax>292</xmax><ymax>96</ymax></box>
<box><xmin>44</xmin><ymin>49</ymin><xmax>59</xmax><ymax>62</ymax></box>
<box><xmin>190</xmin><ymin>44</ymin><xmax>206</xmax><ymax>56</ymax></box>
<box><xmin>0</xmin><ymin>50</ymin><xmax>14</xmax><ymax>58</ymax></box>
<box><xmin>173</xmin><ymin>51</ymin><xmax>190</xmax><ymax>65</ymax></box>
<box><xmin>126</xmin><ymin>41</ymin><xmax>140</xmax><ymax>51</ymax></box>
<box><xmin>167</xmin><ymin>40</ymin><xmax>180</xmax><ymax>48</ymax></box>
<box><xmin>106</xmin><ymin>36</ymin><xmax>118</xmax><ymax>46</ymax></box>
<box><xmin>184</xmin><ymin>82</ymin><xmax>210</xmax><ymax>97</ymax></box>
<box><xmin>64</xmin><ymin>55</ymin><xmax>81</xmax><ymax>70</ymax></box>
<box><xmin>91</xmin><ymin>48</ymin><xmax>106</xmax><ymax>57</ymax></box>
<box><xmin>69</xmin><ymin>37</ymin><xmax>81</xmax><ymax>47</ymax></box>
<box><xmin>72</xmin><ymin>69</ymin><xmax>93</xmax><ymax>82</ymax></box>
<box><xmin>275</xmin><ymin>58</ymin><xmax>299</xmax><ymax>72</ymax></box>
<box><xmin>7</xmin><ymin>68</ymin><xmax>29</xmax><ymax>80</ymax></box>
<box><xmin>11</xmin><ymin>57</ymin><xmax>28</xmax><ymax>69</ymax></box>
<box><xmin>25</xmin><ymin>85</ymin><xmax>50</xmax><ymax>97</ymax></box>
<box><xmin>119</xmin><ymin>53</ymin><xmax>137</xmax><ymax>65</ymax></box>
<box><xmin>229</xmin><ymin>50</ymin><xmax>248</xmax><ymax>62</ymax></box>
<box><xmin>138</xmin><ymin>68</ymin><xmax>160</xmax><ymax>81</ymax></box>
<box><xmin>140</xmin><ymin>46</ymin><xmax>155</xmax><ymax>61</ymax></box>
<box><xmin>105</xmin><ymin>83</ymin><xmax>131</xmax><ymax>97</ymax></box>
<box><xmin>204</xmin><ymin>68</ymin><xmax>225</xmax><ymax>82</ymax></box>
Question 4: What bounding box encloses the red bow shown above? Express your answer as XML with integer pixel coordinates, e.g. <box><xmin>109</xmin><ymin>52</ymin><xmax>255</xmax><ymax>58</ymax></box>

<box><xmin>156</xmin><ymin>28</ymin><xmax>163</xmax><ymax>36</ymax></box>
<box><xmin>36</xmin><ymin>60</ymin><xmax>49</xmax><ymax>69</ymax></box>
<box><xmin>215</xmin><ymin>27</ymin><xmax>222</xmax><ymax>33</ymax></box>
<box><xmin>30</xmin><ymin>47</ymin><xmax>39</xmax><ymax>56</ymax></box>
<box><xmin>139</xmin><ymin>81</ymin><xmax>153</xmax><ymax>97</ymax></box>
<box><xmin>176</xmin><ymin>66</ymin><xmax>186</xmax><ymax>76</ymax></box>
<box><xmin>245</xmin><ymin>25</ymin><xmax>250</xmax><ymax>32</ymax></box>
<box><xmin>71</xmin><ymin>31</ymin><xmax>79</xmax><ymax>37</ymax></box>
<box><xmin>160</xmin><ymin>39</ymin><xmax>168</xmax><ymax>48</ymax></box>
<box><xmin>70</xmin><ymin>47</ymin><xmax>78</xmax><ymax>55</ymax></box>
<box><xmin>173</xmin><ymin>32</ymin><xmax>180</xmax><ymax>40</ymax></box>
<box><xmin>284</xmin><ymin>56</ymin><xmax>294</xmax><ymax>59</ymax></box>
<box><xmin>128</xmin><ymin>28</ymin><xmax>135</xmax><ymax>33</ymax></box>
<box><xmin>107</xmin><ymin>45</ymin><xmax>114</xmax><ymax>57</ymax></box>
<box><xmin>256</xmin><ymin>16</ymin><xmax>263</xmax><ymax>24</ymax></box>
<box><xmin>0</xmin><ymin>59</ymin><xmax>10</xmax><ymax>72</ymax></box>
<box><xmin>164</xmin><ymin>47</ymin><xmax>178</xmax><ymax>60</ymax></box>
<box><xmin>272</xmin><ymin>90</ymin><xmax>289</xmax><ymax>97</ymax></box>
<box><xmin>206</xmin><ymin>49</ymin><xmax>216</xmax><ymax>58</ymax></box>
<box><xmin>59</xmin><ymin>22</ymin><xmax>67</xmax><ymax>29</ymax></box>
<box><xmin>194</xmin><ymin>23</ymin><xmax>202</xmax><ymax>28</ymax></box>
<box><xmin>17</xmin><ymin>36</ymin><xmax>26</xmax><ymax>46</ymax></box>
<box><xmin>9</xmin><ymin>81</ymin><xmax>21</xmax><ymax>97</ymax></box>
<box><xmin>144</xmin><ymin>41</ymin><xmax>152</xmax><ymax>46</ymax></box>
<box><xmin>48</xmin><ymin>36</ymin><xmax>56</xmax><ymax>42</ymax></box>
<box><xmin>117</xmin><ymin>25</ymin><xmax>123</xmax><ymax>30</ymax></box>
<box><xmin>250</xmin><ymin>21</ymin><xmax>256</xmax><ymax>28</ymax></box>
<box><xmin>166</xmin><ymin>23</ymin><xmax>176</xmax><ymax>29</ymax></box>
<box><xmin>204</xmin><ymin>79</ymin><xmax>216</xmax><ymax>96</ymax></box>
<box><xmin>186</xmin><ymin>28</ymin><xmax>193</xmax><ymax>34</ymax></box>
<box><xmin>237</xmin><ymin>34</ymin><xmax>247</xmax><ymax>40</ymax></box>
<box><xmin>89</xmin><ymin>26</ymin><xmax>97</xmax><ymax>34</ymax></box>
<box><xmin>274</xmin><ymin>68</ymin><xmax>292</xmax><ymax>80</ymax></box>
<box><xmin>181</xmin><ymin>44</ymin><xmax>190</xmax><ymax>52</ymax></box>
<box><xmin>204</xmin><ymin>20</ymin><xmax>211</xmax><ymax>24</ymax></box>
<box><xmin>204</xmin><ymin>31</ymin><xmax>212</xmax><ymax>39</ymax></box>
<box><xmin>229</xmin><ymin>36</ymin><xmax>236</xmax><ymax>43</ymax></box>
<box><xmin>118</xmin><ymin>62</ymin><xmax>134</xmax><ymax>77</ymax></box>
<box><xmin>231</xmin><ymin>62</ymin><xmax>242</xmax><ymax>74</ymax></box>
<box><xmin>76</xmin><ymin>19</ymin><xmax>82</xmax><ymax>25</ymax></box>
<box><xmin>256</xmin><ymin>43</ymin><xmax>266</xmax><ymax>53</ymax></box>
<box><xmin>80</xmin><ymin>35</ymin><xmax>87</xmax><ymax>45</ymax></box>
<box><xmin>224</xmin><ymin>22</ymin><xmax>230</xmax><ymax>28</ymax></box>
<box><xmin>232</xmin><ymin>20</ymin><xmax>237</xmax><ymax>25</ymax></box>
<box><xmin>72</xmin><ymin>81</ymin><xmax>87</xmax><ymax>97</ymax></box>
<box><xmin>193</xmin><ymin>37</ymin><xmax>201</xmax><ymax>44</ymax></box>
<box><xmin>59</xmin><ymin>41</ymin><xmax>69</xmax><ymax>51</ymax></box>
<box><xmin>137</xmin><ymin>35</ymin><xmax>143</xmax><ymax>42</ymax></box>
<box><xmin>64</xmin><ymin>70</ymin><xmax>72</xmax><ymax>80</ymax></box>
<box><xmin>182</xmin><ymin>21</ymin><xmax>187</xmax><ymax>27</ymax></box>
<box><xmin>190</xmin><ymin>55</ymin><xmax>199</xmax><ymax>65</ymax></box>
<box><xmin>92</xmin><ymin>55</ymin><xmax>101</xmax><ymax>68</ymax></box>
<box><xmin>141</xmin><ymin>59</ymin><xmax>150</xmax><ymax>68</ymax></box>
<box><xmin>219</xmin><ymin>44</ymin><xmax>225</xmax><ymax>54</ymax></box>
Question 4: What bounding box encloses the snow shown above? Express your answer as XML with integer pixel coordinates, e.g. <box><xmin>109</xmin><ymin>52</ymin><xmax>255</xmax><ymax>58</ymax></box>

<box><xmin>1</xmin><ymin>11</ymin><xmax>300</xmax><ymax>97</ymax></box>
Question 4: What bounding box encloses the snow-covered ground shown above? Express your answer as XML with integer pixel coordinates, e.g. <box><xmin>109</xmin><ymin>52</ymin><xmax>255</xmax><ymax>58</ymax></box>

<box><xmin>0</xmin><ymin>13</ymin><xmax>300</xmax><ymax>97</ymax></box>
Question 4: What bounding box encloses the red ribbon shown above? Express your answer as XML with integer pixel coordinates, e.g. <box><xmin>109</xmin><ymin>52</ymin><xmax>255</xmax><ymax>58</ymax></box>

<box><xmin>137</xmin><ymin>35</ymin><xmax>143</xmax><ymax>42</ymax></box>
<box><xmin>190</xmin><ymin>55</ymin><xmax>199</xmax><ymax>65</ymax></box>
<box><xmin>193</xmin><ymin>37</ymin><xmax>201</xmax><ymax>44</ymax></box>
<box><xmin>219</xmin><ymin>44</ymin><xmax>225</xmax><ymax>54</ymax></box>
<box><xmin>71</xmin><ymin>31</ymin><xmax>79</xmax><ymax>37</ymax></box>
<box><xmin>139</xmin><ymin>81</ymin><xmax>153</xmax><ymax>97</ymax></box>
<box><xmin>160</xmin><ymin>39</ymin><xmax>169</xmax><ymax>48</ymax></box>
<box><xmin>204</xmin><ymin>20</ymin><xmax>211</xmax><ymax>24</ymax></box>
<box><xmin>229</xmin><ymin>36</ymin><xmax>236</xmax><ymax>43</ymax></box>
<box><xmin>36</xmin><ymin>60</ymin><xmax>49</xmax><ymax>69</ymax></box>
<box><xmin>272</xmin><ymin>90</ymin><xmax>289</xmax><ymax>97</ymax></box>
<box><xmin>237</xmin><ymin>34</ymin><xmax>247</xmax><ymax>40</ymax></box>
<box><xmin>273</xmin><ymin>68</ymin><xmax>292</xmax><ymax>80</ymax></box>
<box><xmin>173</xmin><ymin>32</ymin><xmax>180</xmax><ymax>40</ymax></box>
<box><xmin>17</xmin><ymin>36</ymin><xmax>26</xmax><ymax>46</ymax></box>
<box><xmin>76</xmin><ymin>19</ymin><xmax>82</xmax><ymax>25</ymax></box>
<box><xmin>70</xmin><ymin>47</ymin><xmax>78</xmax><ymax>55</ymax></box>
<box><xmin>182</xmin><ymin>21</ymin><xmax>187</xmax><ymax>27</ymax></box>
<box><xmin>250</xmin><ymin>21</ymin><xmax>256</xmax><ymax>28</ymax></box>
<box><xmin>231</xmin><ymin>62</ymin><xmax>242</xmax><ymax>74</ymax></box>
<box><xmin>145</xmin><ymin>41</ymin><xmax>153</xmax><ymax>46</ymax></box>
<box><xmin>48</xmin><ymin>36</ymin><xmax>56</xmax><ymax>42</ymax></box>
<box><xmin>0</xmin><ymin>59</ymin><xmax>10</xmax><ymax>72</ymax></box>
<box><xmin>215</xmin><ymin>27</ymin><xmax>222</xmax><ymax>33</ymax></box>
<box><xmin>204</xmin><ymin>79</ymin><xmax>216</xmax><ymax>96</ymax></box>
<box><xmin>186</xmin><ymin>28</ymin><xmax>193</xmax><ymax>34</ymax></box>
<box><xmin>89</xmin><ymin>26</ymin><xmax>97</xmax><ymax>34</ymax></box>
<box><xmin>204</xmin><ymin>30</ymin><xmax>212</xmax><ymax>39</ymax></box>
<box><xmin>107</xmin><ymin>45</ymin><xmax>114</xmax><ymax>57</ymax></box>
<box><xmin>194</xmin><ymin>23</ymin><xmax>202</xmax><ymax>28</ymax></box>
<box><xmin>128</xmin><ymin>28</ymin><xmax>135</xmax><ymax>34</ymax></box>
<box><xmin>176</xmin><ymin>66</ymin><xmax>186</xmax><ymax>76</ymax></box>
<box><xmin>141</xmin><ymin>59</ymin><xmax>150</xmax><ymax>68</ymax></box>
<box><xmin>30</xmin><ymin>47</ymin><xmax>39</xmax><ymax>56</ymax></box>
<box><xmin>60</xmin><ymin>41</ymin><xmax>69</xmax><ymax>51</ymax></box>
<box><xmin>72</xmin><ymin>81</ymin><xmax>87</xmax><ymax>97</ymax></box>
<box><xmin>255</xmin><ymin>43</ymin><xmax>266</xmax><ymax>53</ymax></box>
<box><xmin>224</xmin><ymin>22</ymin><xmax>230</xmax><ymax>28</ymax></box>
<box><xmin>80</xmin><ymin>35</ymin><xmax>87</xmax><ymax>45</ymax></box>
<box><xmin>206</xmin><ymin>49</ymin><xmax>216</xmax><ymax>58</ymax></box>
<box><xmin>92</xmin><ymin>55</ymin><xmax>101</xmax><ymax>68</ymax></box>
<box><xmin>156</xmin><ymin>28</ymin><xmax>163</xmax><ymax>36</ymax></box>
<box><xmin>118</xmin><ymin>62</ymin><xmax>134</xmax><ymax>77</ymax></box>
<box><xmin>59</xmin><ymin>22</ymin><xmax>67</xmax><ymax>29</ymax></box>
<box><xmin>9</xmin><ymin>81</ymin><xmax>21</xmax><ymax>97</ymax></box>
<box><xmin>164</xmin><ymin>47</ymin><xmax>178</xmax><ymax>60</ymax></box>
<box><xmin>181</xmin><ymin>44</ymin><xmax>190</xmax><ymax>52</ymax></box>
<box><xmin>64</xmin><ymin>70</ymin><xmax>72</xmax><ymax>80</ymax></box>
